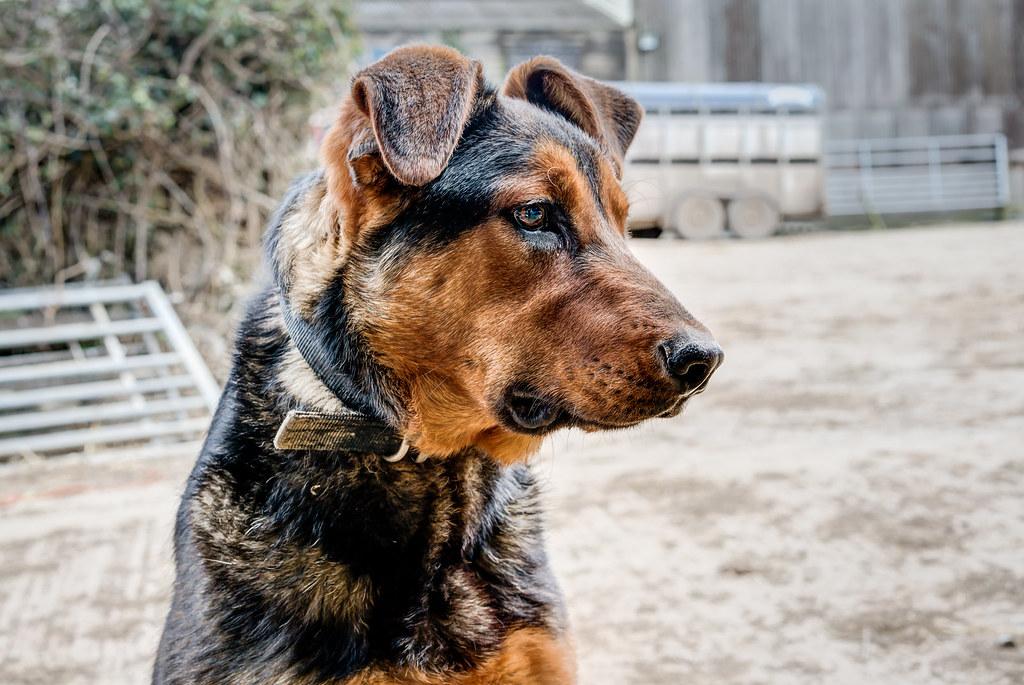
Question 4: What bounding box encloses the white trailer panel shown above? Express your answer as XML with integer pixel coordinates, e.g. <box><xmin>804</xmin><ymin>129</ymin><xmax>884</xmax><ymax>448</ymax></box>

<box><xmin>614</xmin><ymin>82</ymin><xmax>827</xmax><ymax>238</ymax></box>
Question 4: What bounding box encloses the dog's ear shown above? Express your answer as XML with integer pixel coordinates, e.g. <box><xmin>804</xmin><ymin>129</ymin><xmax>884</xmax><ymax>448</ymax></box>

<box><xmin>502</xmin><ymin>57</ymin><xmax>642</xmax><ymax>174</ymax></box>
<box><xmin>347</xmin><ymin>45</ymin><xmax>483</xmax><ymax>187</ymax></box>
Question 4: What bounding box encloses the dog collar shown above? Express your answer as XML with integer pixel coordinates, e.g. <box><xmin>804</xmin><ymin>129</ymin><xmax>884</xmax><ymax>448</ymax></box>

<box><xmin>274</xmin><ymin>410</ymin><xmax>423</xmax><ymax>462</ymax></box>
<box><xmin>278</xmin><ymin>295</ymin><xmax>384</xmax><ymax>418</ymax></box>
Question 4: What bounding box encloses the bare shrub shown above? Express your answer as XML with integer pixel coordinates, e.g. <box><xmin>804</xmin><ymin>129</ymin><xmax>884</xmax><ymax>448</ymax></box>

<box><xmin>0</xmin><ymin>0</ymin><xmax>354</xmax><ymax>304</ymax></box>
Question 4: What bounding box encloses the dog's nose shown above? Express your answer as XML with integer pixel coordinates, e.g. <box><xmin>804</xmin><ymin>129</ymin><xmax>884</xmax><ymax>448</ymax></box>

<box><xmin>658</xmin><ymin>335</ymin><xmax>724</xmax><ymax>396</ymax></box>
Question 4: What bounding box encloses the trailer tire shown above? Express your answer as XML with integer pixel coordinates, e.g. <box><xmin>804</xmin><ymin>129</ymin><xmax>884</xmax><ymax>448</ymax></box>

<box><xmin>672</xmin><ymin>193</ymin><xmax>727</xmax><ymax>240</ymax></box>
<box><xmin>727</xmin><ymin>195</ymin><xmax>780</xmax><ymax>239</ymax></box>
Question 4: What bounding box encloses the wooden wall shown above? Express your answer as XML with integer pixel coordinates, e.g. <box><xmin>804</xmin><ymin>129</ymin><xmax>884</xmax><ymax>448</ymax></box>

<box><xmin>632</xmin><ymin>0</ymin><xmax>1024</xmax><ymax>147</ymax></box>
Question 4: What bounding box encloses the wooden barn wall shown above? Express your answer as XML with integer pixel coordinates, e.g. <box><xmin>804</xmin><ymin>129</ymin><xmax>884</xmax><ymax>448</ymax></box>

<box><xmin>632</xmin><ymin>0</ymin><xmax>1024</xmax><ymax>148</ymax></box>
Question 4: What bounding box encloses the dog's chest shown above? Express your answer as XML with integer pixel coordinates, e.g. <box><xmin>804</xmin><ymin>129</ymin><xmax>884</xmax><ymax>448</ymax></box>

<box><xmin>186</xmin><ymin>450</ymin><xmax>563</xmax><ymax>679</ymax></box>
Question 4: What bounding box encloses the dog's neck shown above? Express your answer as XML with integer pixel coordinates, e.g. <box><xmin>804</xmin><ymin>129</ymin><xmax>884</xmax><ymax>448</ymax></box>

<box><xmin>278</xmin><ymin>290</ymin><xmax>384</xmax><ymax>419</ymax></box>
<box><xmin>267</xmin><ymin>172</ymin><xmax>403</xmax><ymax>429</ymax></box>
<box><xmin>272</xmin><ymin>287</ymin><xmax>418</xmax><ymax>459</ymax></box>
<box><xmin>225</xmin><ymin>293</ymin><xmax>530</xmax><ymax>558</ymax></box>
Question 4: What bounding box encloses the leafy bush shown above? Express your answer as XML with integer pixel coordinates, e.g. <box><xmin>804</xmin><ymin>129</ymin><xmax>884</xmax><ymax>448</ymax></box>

<box><xmin>0</xmin><ymin>0</ymin><xmax>354</xmax><ymax>295</ymax></box>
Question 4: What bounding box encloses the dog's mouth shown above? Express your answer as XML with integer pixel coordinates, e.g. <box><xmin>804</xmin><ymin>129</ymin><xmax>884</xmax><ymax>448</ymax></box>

<box><xmin>500</xmin><ymin>385</ymin><xmax>686</xmax><ymax>435</ymax></box>
<box><xmin>504</xmin><ymin>388</ymin><xmax>562</xmax><ymax>432</ymax></box>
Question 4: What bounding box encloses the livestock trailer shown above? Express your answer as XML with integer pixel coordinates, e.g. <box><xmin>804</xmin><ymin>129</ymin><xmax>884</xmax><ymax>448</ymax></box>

<box><xmin>615</xmin><ymin>82</ymin><xmax>826</xmax><ymax>238</ymax></box>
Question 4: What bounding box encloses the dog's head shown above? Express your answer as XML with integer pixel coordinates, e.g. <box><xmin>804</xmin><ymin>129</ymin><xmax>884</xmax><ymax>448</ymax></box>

<box><xmin>292</xmin><ymin>45</ymin><xmax>722</xmax><ymax>462</ymax></box>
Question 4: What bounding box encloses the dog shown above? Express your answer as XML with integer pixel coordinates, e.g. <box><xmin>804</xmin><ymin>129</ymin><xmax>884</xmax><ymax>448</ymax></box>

<box><xmin>153</xmin><ymin>45</ymin><xmax>723</xmax><ymax>685</ymax></box>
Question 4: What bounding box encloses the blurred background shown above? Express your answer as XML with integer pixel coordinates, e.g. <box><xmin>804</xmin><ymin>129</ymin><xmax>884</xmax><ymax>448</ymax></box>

<box><xmin>1</xmin><ymin>1</ymin><xmax>1022</xmax><ymax>684</ymax></box>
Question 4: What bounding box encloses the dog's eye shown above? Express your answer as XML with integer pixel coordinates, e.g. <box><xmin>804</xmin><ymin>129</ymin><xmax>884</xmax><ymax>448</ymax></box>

<box><xmin>511</xmin><ymin>204</ymin><xmax>548</xmax><ymax>231</ymax></box>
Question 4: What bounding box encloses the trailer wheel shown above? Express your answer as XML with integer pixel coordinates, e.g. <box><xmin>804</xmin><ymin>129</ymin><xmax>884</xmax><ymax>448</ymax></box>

<box><xmin>727</xmin><ymin>195</ymin><xmax>780</xmax><ymax>239</ymax></box>
<box><xmin>672</xmin><ymin>193</ymin><xmax>726</xmax><ymax>240</ymax></box>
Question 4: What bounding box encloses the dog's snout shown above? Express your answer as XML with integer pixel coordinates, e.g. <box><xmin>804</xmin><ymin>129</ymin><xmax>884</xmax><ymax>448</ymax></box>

<box><xmin>657</xmin><ymin>335</ymin><xmax>724</xmax><ymax>396</ymax></box>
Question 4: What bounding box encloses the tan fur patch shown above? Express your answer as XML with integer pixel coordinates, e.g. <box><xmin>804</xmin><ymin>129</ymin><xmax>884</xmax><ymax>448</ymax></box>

<box><xmin>349</xmin><ymin>216</ymin><xmax>553</xmax><ymax>462</ymax></box>
<box><xmin>597</xmin><ymin>158</ymin><xmax>630</xmax><ymax>231</ymax></box>
<box><xmin>345</xmin><ymin>628</ymin><xmax>575</xmax><ymax>685</ymax></box>
<box><xmin>321</xmin><ymin>99</ymin><xmax>410</xmax><ymax>249</ymax></box>
<box><xmin>494</xmin><ymin>140</ymin><xmax>592</xmax><ymax>234</ymax></box>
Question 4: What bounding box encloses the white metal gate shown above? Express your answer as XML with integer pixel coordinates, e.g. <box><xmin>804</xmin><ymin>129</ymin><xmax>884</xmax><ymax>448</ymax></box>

<box><xmin>824</xmin><ymin>134</ymin><xmax>1010</xmax><ymax>216</ymax></box>
<box><xmin>0</xmin><ymin>281</ymin><xmax>219</xmax><ymax>463</ymax></box>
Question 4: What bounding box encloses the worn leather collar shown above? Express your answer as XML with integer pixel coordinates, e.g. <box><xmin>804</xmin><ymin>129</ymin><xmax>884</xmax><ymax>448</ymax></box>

<box><xmin>273</xmin><ymin>410</ymin><xmax>421</xmax><ymax>461</ymax></box>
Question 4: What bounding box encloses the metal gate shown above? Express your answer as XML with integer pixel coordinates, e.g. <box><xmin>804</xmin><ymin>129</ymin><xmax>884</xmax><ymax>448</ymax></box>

<box><xmin>0</xmin><ymin>281</ymin><xmax>219</xmax><ymax>463</ymax></box>
<box><xmin>824</xmin><ymin>134</ymin><xmax>1010</xmax><ymax>216</ymax></box>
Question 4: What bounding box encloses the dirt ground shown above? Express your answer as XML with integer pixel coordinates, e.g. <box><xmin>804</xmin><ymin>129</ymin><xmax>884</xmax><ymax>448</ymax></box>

<box><xmin>2</xmin><ymin>222</ymin><xmax>1022</xmax><ymax>684</ymax></box>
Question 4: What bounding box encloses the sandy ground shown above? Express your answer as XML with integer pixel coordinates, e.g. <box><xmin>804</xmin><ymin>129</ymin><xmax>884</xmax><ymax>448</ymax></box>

<box><xmin>1</xmin><ymin>222</ymin><xmax>1023</xmax><ymax>684</ymax></box>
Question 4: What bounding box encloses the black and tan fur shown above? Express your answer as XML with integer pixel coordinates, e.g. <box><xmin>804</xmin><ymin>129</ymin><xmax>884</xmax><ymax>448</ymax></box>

<box><xmin>154</xmin><ymin>46</ymin><xmax>722</xmax><ymax>684</ymax></box>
